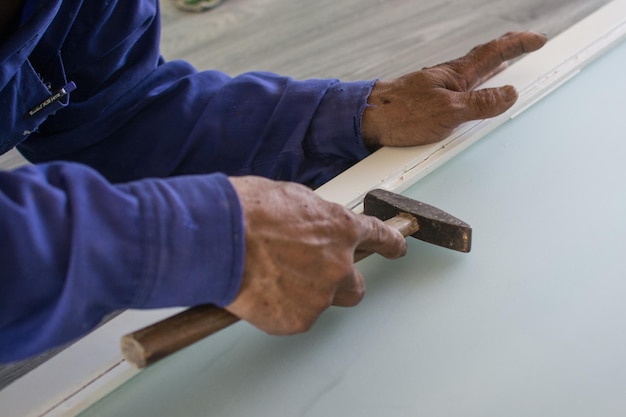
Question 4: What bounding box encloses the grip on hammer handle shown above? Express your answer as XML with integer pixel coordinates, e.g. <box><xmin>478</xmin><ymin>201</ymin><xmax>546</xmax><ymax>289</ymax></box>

<box><xmin>121</xmin><ymin>214</ymin><xmax>418</xmax><ymax>368</ymax></box>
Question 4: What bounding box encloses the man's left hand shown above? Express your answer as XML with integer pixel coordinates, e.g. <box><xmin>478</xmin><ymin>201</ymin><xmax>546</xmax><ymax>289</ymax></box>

<box><xmin>361</xmin><ymin>31</ymin><xmax>548</xmax><ymax>149</ymax></box>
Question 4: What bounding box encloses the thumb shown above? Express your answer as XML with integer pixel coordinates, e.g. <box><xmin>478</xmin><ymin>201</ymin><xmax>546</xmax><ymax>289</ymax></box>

<box><xmin>460</xmin><ymin>85</ymin><xmax>518</xmax><ymax>121</ymax></box>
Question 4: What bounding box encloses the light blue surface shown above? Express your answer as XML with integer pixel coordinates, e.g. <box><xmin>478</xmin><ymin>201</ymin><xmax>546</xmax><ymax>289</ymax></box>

<box><xmin>80</xmin><ymin>39</ymin><xmax>626</xmax><ymax>417</ymax></box>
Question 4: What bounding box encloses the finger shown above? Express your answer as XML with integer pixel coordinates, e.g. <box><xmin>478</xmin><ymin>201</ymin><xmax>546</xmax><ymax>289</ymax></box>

<box><xmin>449</xmin><ymin>31</ymin><xmax>548</xmax><ymax>89</ymax></box>
<box><xmin>332</xmin><ymin>268</ymin><xmax>366</xmax><ymax>307</ymax></box>
<box><xmin>355</xmin><ymin>215</ymin><xmax>407</xmax><ymax>259</ymax></box>
<box><xmin>456</xmin><ymin>85</ymin><xmax>518</xmax><ymax>121</ymax></box>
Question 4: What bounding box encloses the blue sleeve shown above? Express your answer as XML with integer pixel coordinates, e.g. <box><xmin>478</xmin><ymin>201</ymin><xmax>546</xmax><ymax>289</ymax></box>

<box><xmin>1</xmin><ymin>0</ymin><xmax>375</xmax><ymax>360</ymax></box>
<box><xmin>17</xmin><ymin>0</ymin><xmax>375</xmax><ymax>187</ymax></box>
<box><xmin>0</xmin><ymin>163</ymin><xmax>244</xmax><ymax>362</ymax></box>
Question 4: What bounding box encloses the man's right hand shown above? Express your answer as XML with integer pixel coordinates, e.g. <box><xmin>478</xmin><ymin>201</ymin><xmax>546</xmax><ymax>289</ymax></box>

<box><xmin>226</xmin><ymin>176</ymin><xmax>407</xmax><ymax>335</ymax></box>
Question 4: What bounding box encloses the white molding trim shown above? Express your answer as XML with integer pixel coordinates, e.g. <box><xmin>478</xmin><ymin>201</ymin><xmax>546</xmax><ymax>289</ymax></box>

<box><xmin>0</xmin><ymin>309</ymin><xmax>182</xmax><ymax>417</ymax></box>
<box><xmin>2</xmin><ymin>1</ymin><xmax>626</xmax><ymax>416</ymax></box>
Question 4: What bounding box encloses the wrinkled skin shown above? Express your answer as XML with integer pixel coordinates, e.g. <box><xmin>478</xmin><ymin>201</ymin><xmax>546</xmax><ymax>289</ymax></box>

<box><xmin>227</xmin><ymin>31</ymin><xmax>548</xmax><ymax>335</ymax></box>
<box><xmin>227</xmin><ymin>177</ymin><xmax>407</xmax><ymax>335</ymax></box>
<box><xmin>362</xmin><ymin>31</ymin><xmax>548</xmax><ymax>149</ymax></box>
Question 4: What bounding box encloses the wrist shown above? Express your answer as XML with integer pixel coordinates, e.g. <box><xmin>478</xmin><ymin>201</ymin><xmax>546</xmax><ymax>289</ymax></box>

<box><xmin>361</xmin><ymin>80</ymin><xmax>386</xmax><ymax>151</ymax></box>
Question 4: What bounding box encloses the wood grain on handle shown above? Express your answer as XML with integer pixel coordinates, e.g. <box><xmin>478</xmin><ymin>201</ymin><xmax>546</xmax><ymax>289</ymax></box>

<box><xmin>121</xmin><ymin>305</ymin><xmax>239</xmax><ymax>368</ymax></box>
<box><xmin>121</xmin><ymin>214</ymin><xmax>418</xmax><ymax>368</ymax></box>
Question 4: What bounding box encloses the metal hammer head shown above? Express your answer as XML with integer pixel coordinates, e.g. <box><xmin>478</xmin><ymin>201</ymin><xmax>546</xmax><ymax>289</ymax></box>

<box><xmin>363</xmin><ymin>189</ymin><xmax>472</xmax><ymax>253</ymax></box>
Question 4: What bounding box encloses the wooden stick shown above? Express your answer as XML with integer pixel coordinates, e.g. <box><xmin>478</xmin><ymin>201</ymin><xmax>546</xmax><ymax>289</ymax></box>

<box><xmin>121</xmin><ymin>304</ymin><xmax>239</xmax><ymax>368</ymax></box>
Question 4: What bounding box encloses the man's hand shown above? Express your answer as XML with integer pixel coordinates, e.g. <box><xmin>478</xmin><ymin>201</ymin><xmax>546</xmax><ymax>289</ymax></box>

<box><xmin>226</xmin><ymin>176</ymin><xmax>407</xmax><ymax>335</ymax></box>
<box><xmin>362</xmin><ymin>31</ymin><xmax>548</xmax><ymax>149</ymax></box>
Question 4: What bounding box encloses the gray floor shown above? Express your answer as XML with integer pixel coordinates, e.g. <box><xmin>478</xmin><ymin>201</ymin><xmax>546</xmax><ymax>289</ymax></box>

<box><xmin>158</xmin><ymin>0</ymin><xmax>610</xmax><ymax>80</ymax></box>
<box><xmin>0</xmin><ymin>0</ymin><xmax>612</xmax><ymax>390</ymax></box>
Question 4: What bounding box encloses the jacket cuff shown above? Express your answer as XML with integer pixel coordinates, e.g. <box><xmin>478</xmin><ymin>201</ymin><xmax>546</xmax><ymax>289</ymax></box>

<box><xmin>122</xmin><ymin>173</ymin><xmax>244</xmax><ymax>309</ymax></box>
<box><xmin>305</xmin><ymin>79</ymin><xmax>377</xmax><ymax>161</ymax></box>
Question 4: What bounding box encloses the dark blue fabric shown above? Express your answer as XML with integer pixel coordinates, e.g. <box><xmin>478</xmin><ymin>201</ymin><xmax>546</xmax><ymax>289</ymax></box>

<box><xmin>0</xmin><ymin>0</ymin><xmax>374</xmax><ymax>361</ymax></box>
<box><xmin>0</xmin><ymin>164</ymin><xmax>244</xmax><ymax>361</ymax></box>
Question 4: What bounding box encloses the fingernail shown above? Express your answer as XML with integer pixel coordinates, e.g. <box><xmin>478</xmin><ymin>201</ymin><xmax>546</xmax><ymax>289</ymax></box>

<box><xmin>503</xmin><ymin>85</ymin><xmax>517</xmax><ymax>102</ymax></box>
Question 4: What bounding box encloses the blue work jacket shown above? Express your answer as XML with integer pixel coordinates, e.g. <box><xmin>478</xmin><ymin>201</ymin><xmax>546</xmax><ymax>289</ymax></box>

<box><xmin>0</xmin><ymin>0</ymin><xmax>375</xmax><ymax>361</ymax></box>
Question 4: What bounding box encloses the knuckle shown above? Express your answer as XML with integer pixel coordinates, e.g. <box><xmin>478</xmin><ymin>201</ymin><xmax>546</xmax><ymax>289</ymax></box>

<box><xmin>331</xmin><ymin>206</ymin><xmax>361</xmax><ymax>240</ymax></box>
<box><xmin>290</xmin><ymin>293</ymin><xmax>334</xmax><ymax>334</ymax></box>
<box><xmin>333</xmin><ymin>269</ymin><xmax>366</xmax><ymax>307</ymax></box>
<box><xmin>266</xmin><ymin>310</ymin><xmax>319</xmax><ymax>335</ymax></box>
<box><xmin>288</xmin><ymin>314</ymin><xmax>318</xmax><ymax>334</ymax></box>
<box><xmin>437</xmin><ymin>92</ymin><xmax>458</xmax><ymax>110</ymax></box>
<box><xmin>341</xmin><ymin>287</ymin><xmax>365</xmax><ymax>307</ymax></box>
<box><xmin>324</xmin><ymin>266</ymin><xmax>352</xmax><ymax>291</ymax></box>
<box><xmin>471</xmin><ymin>90</ymin><xmax>496</xmax><ymax>113</ymax></box>
<box><xmin>433</xmin><ymin>95</ymin><xmax>464</xmax><ymax>125</ymax></box>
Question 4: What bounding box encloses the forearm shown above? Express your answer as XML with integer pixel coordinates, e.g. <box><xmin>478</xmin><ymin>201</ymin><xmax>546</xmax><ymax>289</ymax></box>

<box><xmin>12</xmin><ymin>0</ymin><xmax>374</xmax><ymax>187</ymax></box>
<box><xmin>0</xmin><ymin>162</ymin><xmax>243</xmax><ymax>362</ymax></box>
<box><xmin>19</xmin><ymin>65</ymin><xmax>375</xmax><ymax>187</ymax></box>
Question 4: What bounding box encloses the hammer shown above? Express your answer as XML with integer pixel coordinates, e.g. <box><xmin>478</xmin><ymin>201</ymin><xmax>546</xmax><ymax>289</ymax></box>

<box><xmin>121</xmin><ymin>189</ymin><xmax>471</xmax><ymax>368</ymax></box>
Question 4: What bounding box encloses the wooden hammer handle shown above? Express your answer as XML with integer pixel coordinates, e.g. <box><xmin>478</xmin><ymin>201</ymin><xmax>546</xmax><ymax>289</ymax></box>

<box><xmin>121</xmin><ymin>214</ymin><xmax>418</xmax><ymax>368</ymax></box>
<box><xmin>121</xmin><ymin>304</ymin><xmax>239</xmax><ymax>368</ymax></box>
